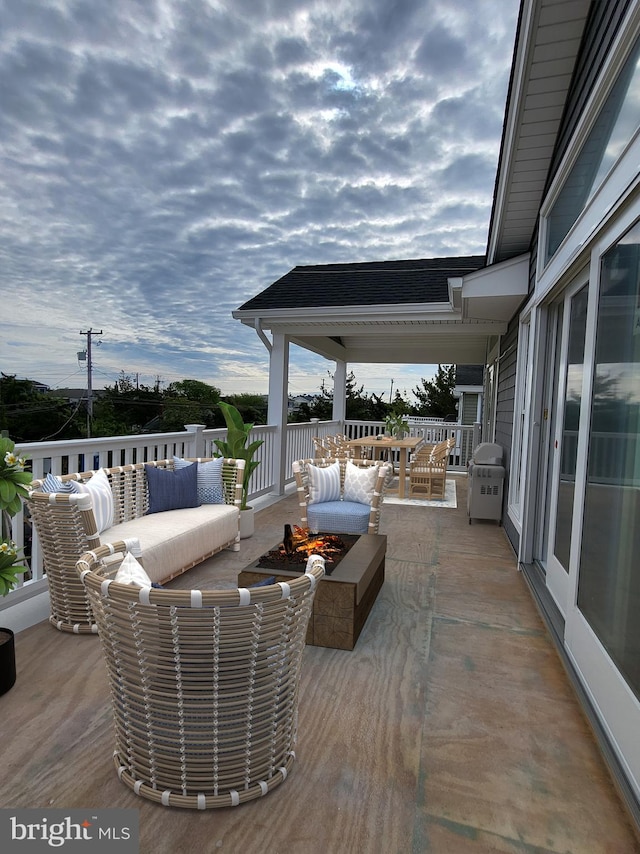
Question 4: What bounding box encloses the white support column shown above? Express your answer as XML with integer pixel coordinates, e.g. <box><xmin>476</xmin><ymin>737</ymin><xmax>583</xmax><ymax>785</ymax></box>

<box><xmin>268</xmin><ymin>333</ymin><xmax>290</xmax><ymax>495</ymax></box>
<box><xmin>332</xmin><ymin>360</ymin><xmax>347</xmax><ymax>428</ymax></box>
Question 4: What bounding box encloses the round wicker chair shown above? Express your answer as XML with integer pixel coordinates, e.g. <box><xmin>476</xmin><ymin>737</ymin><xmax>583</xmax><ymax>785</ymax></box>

<box><xmin>76</xmin><ymin>541</ymin><xmax>325</xmax><ymax>809</ymax></box>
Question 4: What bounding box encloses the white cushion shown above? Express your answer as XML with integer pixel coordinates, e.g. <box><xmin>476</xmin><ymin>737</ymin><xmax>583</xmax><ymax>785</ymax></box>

<box><xmin>101</xmin><ymin>504</ymin><xmax>239</xmax><ymax>584</ymax></box>
<box><xmin>74</xmin><ymin>469</ymin><xmax>114</xmax><ymax>533</ymax></box>
<box><xmin>307</xmin><ymin>461</ymin><xmax>341</xmax><ymax>505</ymax></box>
<box><xmin>114</xmin><ymin>552</ymin><xmax>153</xmax><ymax>587</ymax></box>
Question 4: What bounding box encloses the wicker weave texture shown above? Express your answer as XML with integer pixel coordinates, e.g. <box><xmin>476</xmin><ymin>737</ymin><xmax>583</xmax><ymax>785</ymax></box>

<box><xmin>77</xmin><ymin>542</ymin><xmax>324</xmax><ymax>809</ymax></box>
<box><xmin>28</xmin><ymin>459</ymin><xmax>244</xmax><ymax>634</ymax></box>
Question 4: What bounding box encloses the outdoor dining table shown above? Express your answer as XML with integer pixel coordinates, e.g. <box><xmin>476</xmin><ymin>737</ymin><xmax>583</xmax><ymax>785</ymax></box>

<box><xmin>347</xmin><ymin>435</ymin><xmax>422</xmax><ymax>500</ymax></box>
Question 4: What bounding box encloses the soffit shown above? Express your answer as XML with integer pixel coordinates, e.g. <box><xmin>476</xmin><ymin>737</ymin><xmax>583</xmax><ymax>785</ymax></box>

<box><xmin>487</xmin><ymin>0</ymin><xmax>592</xmax><ymax>264</ymax></box>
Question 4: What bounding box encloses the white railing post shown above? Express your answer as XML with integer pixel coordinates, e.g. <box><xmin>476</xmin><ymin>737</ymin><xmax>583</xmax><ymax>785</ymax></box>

<box><xmin>473</xmin><ymin>422</ymin><xmax>482</xmax><ymax>451</ymax></box>
<box><xmin>184</xmin><ymin>424</ymin><xmax>206</xmax><ymax>457</ymax></box>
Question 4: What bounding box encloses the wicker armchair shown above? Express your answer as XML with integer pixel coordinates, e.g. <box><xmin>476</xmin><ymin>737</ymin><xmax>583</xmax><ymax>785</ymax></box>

<box><xmin>292</xmin><ymin>457</ymin><xmax>390</xmax><ymax>535</ymax></box>
<box><xmin>76</xmin><ymin>541</ymin><xmax>325</xmax><ymax>809</ymax></box>
<box><xmin>408</xmin><ymin>437</ymin><xmax>455</xmax><ymax>499</ymax></box>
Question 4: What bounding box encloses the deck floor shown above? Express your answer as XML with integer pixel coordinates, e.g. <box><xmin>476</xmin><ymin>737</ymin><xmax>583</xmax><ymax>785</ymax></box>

<box><xmin>2</xmin><ymin>475</ymin><xmax>639</xmax><ymax>853</ymax></box>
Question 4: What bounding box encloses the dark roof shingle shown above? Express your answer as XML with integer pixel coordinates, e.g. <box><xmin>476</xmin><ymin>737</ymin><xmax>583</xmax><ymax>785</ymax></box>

<box><xmin>237</xmin><ymin>255</ymin><xmax>486</xmax><ymax>312</ymax></box>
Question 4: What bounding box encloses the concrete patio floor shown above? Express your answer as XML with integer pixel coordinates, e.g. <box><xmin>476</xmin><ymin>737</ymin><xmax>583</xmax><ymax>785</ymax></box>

<box><xmin>2</xmin><ymin>474</ymin><xmax>639</xmax><ymax>853</ymax></box>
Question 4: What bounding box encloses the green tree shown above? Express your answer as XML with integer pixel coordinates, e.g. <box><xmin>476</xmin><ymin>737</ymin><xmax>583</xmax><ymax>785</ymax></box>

<box><xmin>223</xmin><ymin>394</ymin><xmax>268</xmax><ymax>427</ymax></box>
<box><xmin>289</xmin><ymin>371</ymin><xmax>395</xmax><ymax>423</ymax></box>
<box><xmin>413</xmin><ymin>365</ymin><xmax>457</xmax><ymax>418</ymax></box>
<box><xmin>92</xmin><ymin>373</ymin><xmax>164</xmax><ymax>436</ymax></box>
<box><xmin>0</xmin><ymin>374</ymin><xmax>84</xmax><ymax>442</ymax></box>
<box><xmin>160</xmin><ymin>380</ymin><xmax>222</xmax><ymax>432</ymax></box>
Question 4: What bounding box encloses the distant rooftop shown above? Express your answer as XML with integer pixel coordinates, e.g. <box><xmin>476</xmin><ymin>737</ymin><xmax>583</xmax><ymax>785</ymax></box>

<box><xmin>237</xmin><ymin>256</ymin><xmax>486</xmax><ymax>311</ymax></box>
<box><xmin>456</xmin><ymin>365</ymin><xmax>484</xmax><ymax>386</ymax></box>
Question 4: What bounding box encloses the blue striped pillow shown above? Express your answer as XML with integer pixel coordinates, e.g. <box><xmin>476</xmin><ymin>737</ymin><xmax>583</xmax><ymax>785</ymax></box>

<box><xmin>173</xmin><ymin>457</ymin><xmax>224</xmax><ymax>504</ymax></box>
<box><xmin>41</xmin><ymin>473</ymin><xmax>81</xmax><ymax>494</ymax></box>
<box><xmin>307</xmin><ymin>461</ymin><xmax>341</xmax><ymax>505</ymax></box>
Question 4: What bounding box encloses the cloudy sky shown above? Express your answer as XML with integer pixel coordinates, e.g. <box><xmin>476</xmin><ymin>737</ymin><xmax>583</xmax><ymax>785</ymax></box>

<box><xmin>1</xmin><ymin>0</ymin><xmax>520</xmax><ymax>402</ymax></box>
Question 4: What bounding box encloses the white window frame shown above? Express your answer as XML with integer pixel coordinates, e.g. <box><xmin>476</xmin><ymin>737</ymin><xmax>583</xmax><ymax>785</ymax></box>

<box><xmin>507</xmin><ymin>316</ymin><xmax>532</xmax><ymax>532</ymax></box>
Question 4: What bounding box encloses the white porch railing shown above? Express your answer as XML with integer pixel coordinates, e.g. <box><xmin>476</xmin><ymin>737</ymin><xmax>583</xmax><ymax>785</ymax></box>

<box><xmin>2</xmin><ymin>417</ymin><xmax>476</xmax><ymax>609</ymax></box>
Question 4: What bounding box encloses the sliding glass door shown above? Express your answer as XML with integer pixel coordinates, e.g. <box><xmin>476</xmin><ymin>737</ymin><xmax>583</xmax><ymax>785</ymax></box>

<box><xmin>567</xmin><ymin>218</ymin><xmax>640</xmax><ymax>789</ymax></box>
<box><xmin>539</xmin><ymin>275</ymin><xmax>588</xmax><ymax>617</ymax></box>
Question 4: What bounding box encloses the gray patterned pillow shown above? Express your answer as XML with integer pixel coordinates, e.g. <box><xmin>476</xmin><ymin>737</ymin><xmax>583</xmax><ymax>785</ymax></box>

<box><xmin>343</xmin><ymin>461</ymin><xmax>379</xmax><ymax>504</ymax></box>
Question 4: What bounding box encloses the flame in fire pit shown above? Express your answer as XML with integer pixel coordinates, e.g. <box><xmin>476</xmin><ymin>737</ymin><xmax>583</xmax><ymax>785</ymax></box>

<box><xmin>257</xmin><ymin>526</ymin><xmax>358</xmax><ymax>575</ymax></box>
<box><xmin>282</xmin><ymin>525</ymin><xmax>346</xmax><ymax>562</ymax></box>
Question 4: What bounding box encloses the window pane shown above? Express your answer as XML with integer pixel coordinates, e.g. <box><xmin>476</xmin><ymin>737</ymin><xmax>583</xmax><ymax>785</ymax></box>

<box><xmin>553</xmin><ymin>286</ymin><xmax>588</xmax><ymax>572</ymax></box>
<box><xmin>577</xmin><ymin>220</ymin><xmax>640</xmax><ymax>701</ymax></box>
<box><xmin>546</xmin><ymin>38</ymin><xmax>640</xmax><ymax>261</ymax></box>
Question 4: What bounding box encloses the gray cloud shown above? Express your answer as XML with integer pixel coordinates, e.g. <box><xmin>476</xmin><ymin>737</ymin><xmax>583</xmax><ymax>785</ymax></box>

<box><xmin>0</xmin><ymin>0</ymin><xmax>519</xmax><ymax>396</ymax></box>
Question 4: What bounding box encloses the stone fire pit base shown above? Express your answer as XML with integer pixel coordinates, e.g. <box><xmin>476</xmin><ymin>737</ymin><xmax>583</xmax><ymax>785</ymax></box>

<box><xmin>238</xmin><ymin>533</ymin><xmax>387</xmax><ymax>650</ymax></box>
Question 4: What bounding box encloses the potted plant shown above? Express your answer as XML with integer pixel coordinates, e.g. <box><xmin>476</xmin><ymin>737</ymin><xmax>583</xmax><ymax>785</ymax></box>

<box><xmin>213</xmin><ymin>402</ymin><xmax>264</xmax><ymax>538</ymax></box>
<box><xmin>384</xmin><ymin>411</ymin><xmax>409</xmax><ymax>439</ymax></box>
<box><xmin>0</xmin><ymin>437</ymin><xmax>33</xmax><ymax>695</ymax></box>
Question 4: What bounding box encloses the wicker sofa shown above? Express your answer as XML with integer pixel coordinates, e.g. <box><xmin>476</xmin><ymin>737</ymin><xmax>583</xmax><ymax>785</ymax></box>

<box><xmin>27</xmin><ymin>457</ymin><xmax>245</xmax><ymax>634</ymax></box>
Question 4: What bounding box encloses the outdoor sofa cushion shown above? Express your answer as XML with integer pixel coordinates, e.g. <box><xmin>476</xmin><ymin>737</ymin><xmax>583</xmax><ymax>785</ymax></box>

<box><xmin>101</xmin><ymin>503</ymin><xmax>239</xmax><ymax>584</ymax></box>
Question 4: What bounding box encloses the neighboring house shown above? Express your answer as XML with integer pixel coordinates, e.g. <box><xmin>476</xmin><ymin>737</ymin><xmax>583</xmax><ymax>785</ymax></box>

<box><xmin>288</xmin><ymin>393</ymin><xmax>316</xmax><ymax>414</ymax></box>
<box><xmin>454</xmin><ymin>365</ymin><xmax>484</xmax><ymax>427</ymax></box>
<box><xmin>44</xmin><ymin>387</ymin><xmax>105</xmax><ymax>404</ymax></box>
<box><xmin>234</xmin><ymin>0</ymin><xmax>640</xmax><ymax>822</ymax></box>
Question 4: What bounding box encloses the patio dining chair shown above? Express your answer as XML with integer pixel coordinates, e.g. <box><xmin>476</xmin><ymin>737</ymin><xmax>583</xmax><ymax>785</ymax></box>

<box><xmin>324</xmin><ymin>434</ymin><xmax>355</xmax><ymax>458</ymax></box>
<box><xmin>408</xmin><ymin>437</ymin><xmax>455</xmax><ymax>500</ymax></box>
<box><xmin>292</xmin><ymin>457</ymin><xmax>390</xmax><ymax>535</ymax></box>
<box><xmin>76</xmin><ymin>540</ymin><xmax>325</xmax><ymax>809</ymax></box>
<box><xmin>312</xmin><ymin>436</ymin><xmax>331</xmax><ymax>457</ymax></box>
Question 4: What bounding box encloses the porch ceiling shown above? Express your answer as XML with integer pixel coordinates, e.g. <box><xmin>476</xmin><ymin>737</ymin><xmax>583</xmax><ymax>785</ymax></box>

<box><xmin>236</xmin><ymin>313</ymin><xmax>507</xmax><ymax>364</ymax></box>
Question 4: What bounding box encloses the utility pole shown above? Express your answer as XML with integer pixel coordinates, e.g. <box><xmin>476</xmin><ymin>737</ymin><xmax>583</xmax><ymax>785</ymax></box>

<box><xmin>389</xmin><ymin>378</ymin><xmax>394</xmax><ymax>402</ymax></box>
<box><xmin>80</xmin><ymin>328</ymin><xmax>102</xmax><ymax>437</ymax></box>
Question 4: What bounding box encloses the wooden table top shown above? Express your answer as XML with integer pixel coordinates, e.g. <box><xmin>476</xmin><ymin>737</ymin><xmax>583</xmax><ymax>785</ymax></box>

<box><xmin>347</xmin><ymin>435</ymin><xmax>421</xmax><ymax>449</ymax></box>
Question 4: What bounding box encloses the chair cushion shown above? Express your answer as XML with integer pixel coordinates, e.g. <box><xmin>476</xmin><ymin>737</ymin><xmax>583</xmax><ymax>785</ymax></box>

<box><xmin>343</xmin><ymin>461</ymin><xmax>379</xmax><ymax>504</ymax></box>
<box><xmin>307</xmin><ymin>461</ymin><xmax>341</xmax><ymax>505</ymax></box>
<box><xmin>145</xmin><ymin>463</ymin><xmax>199</xmax><ymax>514</ymax></box>
<box><xmin>307</xmin><ymin>500</ymin><xmax>371</xmax><ymax>535</ymax></box>
<box><xmin>173</xmin><ymin>456</ymin><xmax>224</xmax><ymax>504</ymax></box>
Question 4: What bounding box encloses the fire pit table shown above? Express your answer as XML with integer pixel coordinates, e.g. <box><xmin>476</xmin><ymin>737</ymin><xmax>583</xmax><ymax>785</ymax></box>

<box><xmin>238</xmin><ymin>533</ymin><xmax>387</xmax><ymax>650</ymax></box>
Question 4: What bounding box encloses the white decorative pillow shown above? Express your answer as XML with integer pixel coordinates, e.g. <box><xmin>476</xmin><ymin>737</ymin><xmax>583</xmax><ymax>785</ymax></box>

<box><xmin>343</xmin><ymin>461</ymin><xmax>380</xmax><ymax>504</ymax></box>
<box><xmin>307</xmin><ymin>461</ymin><xmax>341</xmax><ymax>505</ymax></box>
<box><xmin>114</xmin><ymin>552</ymin><xmax>153</xmax><ymax>587</ymax></box>
<box><xmin>173</xmin><ymin>456</ymin><xmax>224</xmax><ymax>504</ymax></box>
<box><xmin>75</xmin><ymin>468</ymin><xmax>114</xmax><ymax>533</ymax></box>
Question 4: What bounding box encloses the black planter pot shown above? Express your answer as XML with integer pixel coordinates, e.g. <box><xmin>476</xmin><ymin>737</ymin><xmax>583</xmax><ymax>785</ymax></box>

<box><xmin>0</xmin><ymin>628</ymin><xmax>16</xmax><ymax>696</ymax></box>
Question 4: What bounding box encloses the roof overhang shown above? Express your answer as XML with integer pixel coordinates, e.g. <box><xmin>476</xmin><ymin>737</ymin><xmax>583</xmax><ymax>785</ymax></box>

<box><xmin>233</xmin><ymin>254</ymin><xmax>529</xmax><ymax>365</ymax></box>
<box><xmin>486</xmin><ymin>0</ymin><xmax>592</xmax><ymax>264</ymax></box>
